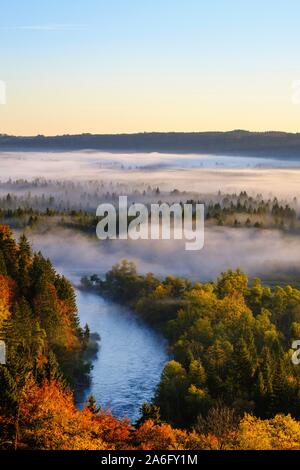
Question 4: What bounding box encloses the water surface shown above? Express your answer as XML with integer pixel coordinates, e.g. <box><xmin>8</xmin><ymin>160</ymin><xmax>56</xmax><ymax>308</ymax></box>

<box><xmin>75</xmin><ymin>288</ymin><xmax>168</xmax><ymax>422</ymax></box>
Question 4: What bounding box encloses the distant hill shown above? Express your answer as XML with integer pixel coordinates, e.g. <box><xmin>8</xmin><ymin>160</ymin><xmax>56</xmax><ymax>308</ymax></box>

<box><xmin>1</xmin><ymin>130</ymin><xmax>300</xmax><ymax>158</ymax></box>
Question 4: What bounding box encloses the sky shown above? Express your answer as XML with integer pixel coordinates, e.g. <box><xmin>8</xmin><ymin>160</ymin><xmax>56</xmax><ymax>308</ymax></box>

<box><xmin>0</xmin><ymin>0</ymin><xmax>300</xmax><ymax>135</ymax></box>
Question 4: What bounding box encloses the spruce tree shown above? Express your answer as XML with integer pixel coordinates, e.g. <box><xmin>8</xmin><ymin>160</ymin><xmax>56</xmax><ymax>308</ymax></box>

<box><xmin>0</xmin><ymin>249</ymin><xmax>7</xmax><ymax>276</ymax></box>
<box><xmin>18</xmin><ymin>234</ymin><xmax>32</xmax><ymax>296</ymax></box>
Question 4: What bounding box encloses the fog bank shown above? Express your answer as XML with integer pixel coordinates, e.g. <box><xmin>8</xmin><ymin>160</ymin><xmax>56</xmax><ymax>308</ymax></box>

<box><xmin>22</xmin><ymin>226</ymin><xmax>300</xmax><ymax>284</ymax></box>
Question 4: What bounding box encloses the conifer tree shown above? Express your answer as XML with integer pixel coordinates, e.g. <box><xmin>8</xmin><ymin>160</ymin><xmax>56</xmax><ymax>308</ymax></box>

<box><xmin>18</xmin><ymin>234</ymin><xmax>32</xmax><ymax>295</ymax></box>
<box><xmin>0</xmin><ymin>249</ymin><xmax>7</xmax><ymax>276</ymax></box>
<box><xmin>0</xmin><ymin>226</ymin><xmax>18</xmax><ymax>278</ymax></box>
<box><xmin>85</xmin><ymin>395</ymin><xmax>101</xmax><ymax>415</ymax></box>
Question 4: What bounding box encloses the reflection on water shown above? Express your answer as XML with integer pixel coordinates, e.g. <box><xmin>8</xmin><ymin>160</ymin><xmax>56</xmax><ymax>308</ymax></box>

<box><xmin>75</xmin><ymin>289</ymin><xmax>168</xmax><ymax>422</ymax></box>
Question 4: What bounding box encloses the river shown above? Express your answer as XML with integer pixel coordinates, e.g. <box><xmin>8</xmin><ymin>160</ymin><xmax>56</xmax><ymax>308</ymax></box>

<box><xmin>75</xmin><ymin>288</ymin><xmax>168</xmax><ymax>422</ymax></box>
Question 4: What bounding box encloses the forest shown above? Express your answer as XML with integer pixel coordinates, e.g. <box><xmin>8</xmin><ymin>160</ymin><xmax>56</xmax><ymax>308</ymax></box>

<box><xmin>82</xmin><ymin>261</ymin><xmax>300</xmax><ymax>435</ymax></box>
<box><xmin>2</xmin><ymin>131</ymin><xmax>300</xmax><ymax>158</ymax></box>
<box><xmin>2</xmin><ymin>226</ymin><xmax>300</xmax><ymax>449</ymax></box>
<box><xmin>1</xmin><ymin>181</ymin><xmax>298</xmax><ymax>234</ymax></box>
<box><xmin>2</xmin><ymin>178</ymin><xmax>300</xmax><ymax>450</ymax></box>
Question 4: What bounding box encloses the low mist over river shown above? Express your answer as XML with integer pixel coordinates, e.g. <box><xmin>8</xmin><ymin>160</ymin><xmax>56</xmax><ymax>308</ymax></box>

<box><xmin>27</xmin><ymin>225</ymin><xmax>300</xmax><ymax>283</ymax></box>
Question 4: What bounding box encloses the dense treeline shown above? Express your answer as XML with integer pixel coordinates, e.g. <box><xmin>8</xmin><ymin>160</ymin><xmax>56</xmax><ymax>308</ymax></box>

<box><xmin>0</xmin><ymin>225</ymin><xmax>93</xmax><ymax>448</ymax></box>
<box><xmin>1</xmin><ymin>189</ymin><xmax>298</xmax><ymax>233</ymax></box>
<box><xmin>202</xmin><ymin>191</ymin><xmax>297</xmax><ymax>229</ymax></box>
<box><xmin>84</xmin><ymin>261</ymin><xmax>300</xmax><ymax>428</ymax></box>
<box><xmin>2</xmin><ymin>130</ymin><xmax>300</xmax><ymax>158</ymax></box>
<box><xmin>0</xmin><ymin>179</ymin><xmax>168</xmax><ymax>213</ymax></box>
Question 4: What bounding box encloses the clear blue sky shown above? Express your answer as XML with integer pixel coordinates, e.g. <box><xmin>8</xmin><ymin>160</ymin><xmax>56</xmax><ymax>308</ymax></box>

<box><xmin>1</xmin><ymin>0</ymin><xmax>300</xmax><ymax>135</ymax></box>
